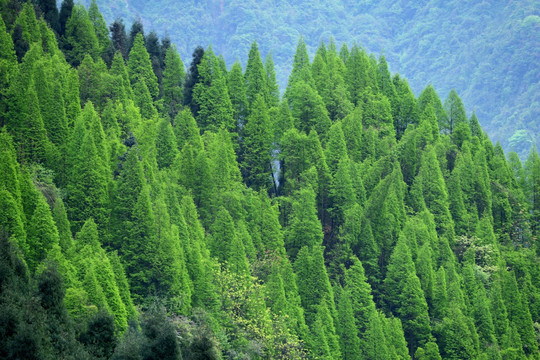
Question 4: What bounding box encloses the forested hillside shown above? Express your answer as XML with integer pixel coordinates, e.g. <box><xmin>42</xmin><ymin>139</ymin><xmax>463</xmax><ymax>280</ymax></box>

<box><xmin>68</xmin><ymin>0</ymin><xmax>540</xmax><ymax>159</ymax></box>
<box><xmin>0</xmin><ymin>1</ymin><xmax>539</xmax><ymax>359</ymax></box>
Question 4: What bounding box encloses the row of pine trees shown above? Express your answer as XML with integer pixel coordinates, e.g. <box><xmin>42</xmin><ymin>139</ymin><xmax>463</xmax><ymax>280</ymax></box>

<box><xmin>0</xmin><ymin>1</ymin><xmax>539</xmax><ymax>359</ymax></box>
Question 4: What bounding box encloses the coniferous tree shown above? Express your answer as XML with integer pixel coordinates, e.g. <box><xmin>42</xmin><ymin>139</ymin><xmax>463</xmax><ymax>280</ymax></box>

<box><xmin>108</xmin><ymin>145</ymin><xmax>145</xmax><ymax>250</ymax></box>
<box><xmin>128</xmin><ymin>33</ymin><xmax>159</xmax><ymax>100</ymax></box>
<box><xmin>192</xmin><ymin>47</ymin><xmax>234</xmax><ymax>133</ymax></box>
<box><xmin>288</xmin><ymin>80</ymin><xmax>332</xmax><ymax>139</ymax></box>
<box><xmin>52</xmin><ymin>197</ymin><xmax>72</xmax><ymax>253</ymax></box>
<box><xmin>162</xmin><ymin>45</ymin><xmax>184</xmax><ymax>119</ymax></box>
<box><xmin>0</xmin><ymin>13</ymin><xmax>16</xmax><ymax>112</ymax></box>
<box><xmin>0</xmin><ymin>188</ymin><xmax>27</xmax><ymax>255</ymax></box>
<box><xmin>109</xmin><ymin>18</ymin><xmax>128</xmax><ymax>60</ymax></box>
<box><xmin>13</xmin><ymin>3</ymin><xmax>40</xmax><ymax>48</ymax></box>
<box><xmin>241</xmin><ymin>94</ymin><xmax>273</xmax><ymax>191</ymax></box>
<box><xmin>27</xmin><ymin>191</ymin><xmax>60</xmax><ymax>271</ymax></box>
<box><xmin>384</xmin><ymin>235</ymin><xmax>431</xmax><ymax>353</ymax></box>
<box><xmin>329</xmin><ymin>156</ymin><xmax>356</xmax><ymax>228</ymax></box>
<box><xmin>410</xmin><ymin>146</ymin><xmax>455</xmax><ymax>241</ymax></box>
<box><xmin>228</xmin><ymin>61</ymin><xmax>249</xmax><ymax>131</ymax></box>
<box><xmin>5</xmin><ymin>64</ymin><xmax>52</xmax><ymax>165</ymax></box>
<box><xmin>344</xmin><ymin>45</ymin><xmax>373</xmax><ymax>106</ymax></box>
<box><xmin>33</xmin><ymin>59</ymin><xmax>68</xmax><ymax>150</ymax></box>
<box><xmin>144</xmin><ymin>31</ymin><xmax>164</xmax><ymax>91</ymax></box>
<box><xmin>155</xmin><ymin>116</ymin><xmax>177</xmax><ymax>169</ymax></box>
<box><xmin>501</xmin><ymin>269</ymin><xmax>538</xmax><ymax>356</ymax></box>
<box><xmin>285</xmin><ymin>38</ymin><xmax>314</xmax><ymax>98</ymax></box>
<box><xmin>64</xmin><ymin>4</ymin><xmax>99</xmax><ymax>67</ymax></box>
<box><xmin>393</xmin><ymin>77</ymin><xmax>418</xmax><ymax>139</ymax></box>
<box><xmin>443</xmin><ymin>89</ymin><xmax>467</xmax><ymax>134</ymax></box>
<box><xmin>265</xmin><ymin>51</ymin><xmax>280</xmax><ymax>107</ymax></box>
<box><xmin>66</xmin><ymin>128</ymin><xmax>109</xmax><ymax>233</ymax></box>
<box><xmin>127</xmin><ymin>19</ymin><xmax>144</xmax><ymax>54</ymax></box>
<box><xmin>285</xmin><ymin>186</ymin><xmax>322</xmax><ymax>259</ymax></box>
<box><xmin>58</xmin><ymin>0</ymin><xmax>74</xmax><ymax>35</ymax></box>
<box><xmin>245</xmin><ymin>41</ymin><xmax>268</xmax><ymax>109</ymax></box>
<box><xmin>88</xmin><ymin>0</ymin><xmax>110</xmax><ymax>61</ymax></box>
<box><xmin>417</xmin><ymin>85</ymin><xmax>447</xmax><ymax>133</ymax></box>
<box><xmin>183</xmin><ymin>45</ymin><xmax>204</xmax><ymax>116</ymax></box>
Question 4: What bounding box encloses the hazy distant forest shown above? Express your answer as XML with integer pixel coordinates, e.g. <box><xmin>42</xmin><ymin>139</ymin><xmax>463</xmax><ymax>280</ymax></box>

<box><xmin>0</xmin><ymin>0</ymin><xmax>539</xmax><ymax>359</ymax></box>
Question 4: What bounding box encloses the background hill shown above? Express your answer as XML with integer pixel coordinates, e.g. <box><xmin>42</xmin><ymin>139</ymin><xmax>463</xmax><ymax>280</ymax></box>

<box><xmin>73</xmin><ymin>0</ymin><xmax>540</xmax><ymax>158</ymax></box>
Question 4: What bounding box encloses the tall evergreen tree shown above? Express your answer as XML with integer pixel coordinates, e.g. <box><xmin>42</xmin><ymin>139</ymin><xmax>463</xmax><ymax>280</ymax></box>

<box><xmin>183</xmin><ymin>45</ymin><xmax>204</xmax><ymax>116</ymax></box>
<box><xmin>417</xmin><ymin>85</ymin><xmax>447</xmax><ymax>133</ymax></box>
<box><xmin>384</xmin><ymin>235</ymin><xmax>431</xmax><ymax>353</ymax></box>
<box><xmin>443</xmin><ymin>89</ymin><xmax>467</xmax><ymax>134</ymax></box>
<box><xmin>108</xmin><ymin>145</ymin><xmax>145</xmax><ymax>250</ymax></box>
<box><xmin>109</xmin><ymin>18</ymin><xmax>128</xmax><ymax>60</ymax></box>
<box><xmin>161</xmin><ymin>45</ymin><xmax>184</xmax><ymax>119</ymax></box>
<box><xmin>64</xmin><ymin>4</ymin><xmax>99</xmax><ymax>67</ymax></box>
<box><xmin>155</xmin><ymin>116</ymin><xmax>177</xmax><ymax>169</ymax></box>
<box><xmin>241</xmin><ymin>94</ymin><xmax>273</xmax><ymax>191</ymax></box>
<box><xmin>285</xmin><ymin>38</ymin><xmax>314</xmax><ymax>98</ymax></box>
<box><xmin>192</xmin><ymin>47</ymin><xmax>234</xmax><ymax>133</ymax></box>
<box><xmin>66</xmin><ymin>129</ymin><xmax>109</xmax><ymax>233</ymax></box>
<box><xmin>228</xmin><ymin>61</ymin><xmax>249</xmax><ymax>130</ymax></box>
<box><xmin>245</xmin><ymin>41</ymin><xmax>268</xmax><ymax>109</ymax></box>
<box><xmin>127</xmin><ymin>33</ymin><xmax>158</xmax><ymax>100</ymax></box>
<box><xmin>265</xmin><ymin>51</ymin><xmax>280</xmax><ymax>107</ymax></box>
<box><xmin>285</xmin><ymin>186</ymin><xmax>323</xmax><ymax>259</ymax></box>
<box><xmin>27</xmin><ymin>192</ymin><xmax>60</xmax><ymax>271</ymax></box>
<box><xmin>410</xmin><ymin>146</ymin><xmax>455</xmax><ymax>240</ymax></box>
<box><xmin>88</xmin><ymin>0</ymin><xmax>110</xmax><ymax>60</ymax></box>
<box><xmin>58</xmin><ymin>0</ymin><xmax>74</xmax><ymax>36</ymax></box>
<box><xmin>288</xmin><ymin>80</ymin><xmax>332</xmax><ymax>139</ymax></box>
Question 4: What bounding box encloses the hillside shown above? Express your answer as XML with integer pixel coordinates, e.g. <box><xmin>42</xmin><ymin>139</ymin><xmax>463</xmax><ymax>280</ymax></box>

<box><xmin>0</xmin><ymin>1</ymin><xmax>539</xmax><ymax>359</ymax></box>
<box><xmin>70</xmin><ymin>0</ymin><xmax>540</xmax><ymax>159</ymax></box>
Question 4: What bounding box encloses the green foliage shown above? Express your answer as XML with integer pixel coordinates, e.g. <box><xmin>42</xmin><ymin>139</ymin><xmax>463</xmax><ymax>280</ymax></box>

<box><xmin>64</xmin><ymin>4</ymin><xmax>99</xmax><ymax>67</ymax></box>
<box><xmin>155</xmin><ymin>117</ymin><xmax>177</xmax><ymax>169</ymax></box>
<box><xmin>66</xmin><ymin>124</ymin><xmax>109</xmax><ymax>233</ymax></box>
<box><xmin>245</xmin><ymin>41</ymin><xmax>269</xmax><ymax>109</ymax></box>
<box><xmin>0</xmin><ymin>5</ymin><xmax>538</xmax><ymax>358</ymax></box>
<box><xmin>241</xmin><ymin>94</ymin><xmax>273</xmax><ymax>191</ymax></box>
<box><xmin>228</xmin><ymin>61</ymin><xmax>249</xmax><ymax>130</ymax></box>
<box><xmin>127</xmin><ymin>33</ymin><xmax>159</xmax><ymax>100</ymax></box>
<box><xmin>192</xmin><ymin>47</ymin><xmax>234</xmax><ymax>133</ymax></box>
<box><xmin>384</xmin><ymin>236</ymin><xmax>431</xmax><ymax>353</ymax></box>
<box><xmin>288</xmin><ymin>80</ymin><xmax>332</xmax><ymax>139</ymax></box>
<box><xmin>162</xmin><ymin>45</ymin><xmax>184</xmax><ymax>119</ymax></box>
<box><xmin>285</xmin><ymin>187</ymin><xmax>323</xmax><ymax>259</ymax></box>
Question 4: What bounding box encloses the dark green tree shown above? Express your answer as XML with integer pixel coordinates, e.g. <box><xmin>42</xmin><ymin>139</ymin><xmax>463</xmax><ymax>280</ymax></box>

<box><xmin>183</xmin><ymin>46</ymin><xmax>204</xmax><ymax>116</ymax></box>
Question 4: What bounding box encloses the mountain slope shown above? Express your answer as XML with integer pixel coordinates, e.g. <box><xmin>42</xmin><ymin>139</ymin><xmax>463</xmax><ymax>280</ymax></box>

<box><xmin>78</xmin><ymin>0</ymin><xmax>540</xmax><ymax>157</ymax></box>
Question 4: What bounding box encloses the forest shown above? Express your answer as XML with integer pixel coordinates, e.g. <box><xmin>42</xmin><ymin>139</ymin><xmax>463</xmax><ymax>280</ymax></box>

<box><xmin>0</xmin><ymin>0</ymin><xmax>539</xmax><ymax>359</ymax></box>
<box><xmin>69</xmin><ymin>0</ymin><xmax>540</xmax><ymax>160</ymax></box>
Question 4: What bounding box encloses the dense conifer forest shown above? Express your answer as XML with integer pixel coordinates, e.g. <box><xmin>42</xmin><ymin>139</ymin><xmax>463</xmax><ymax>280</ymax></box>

<box><xmin>68</xmin><ymin>0</ymin><xmax>540</xmax><ymax>159</ymax></box>
<box><xmin>0</xmin><ymin>1</ymin><xmax>539</xmax><ymax>359</ymax></box>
